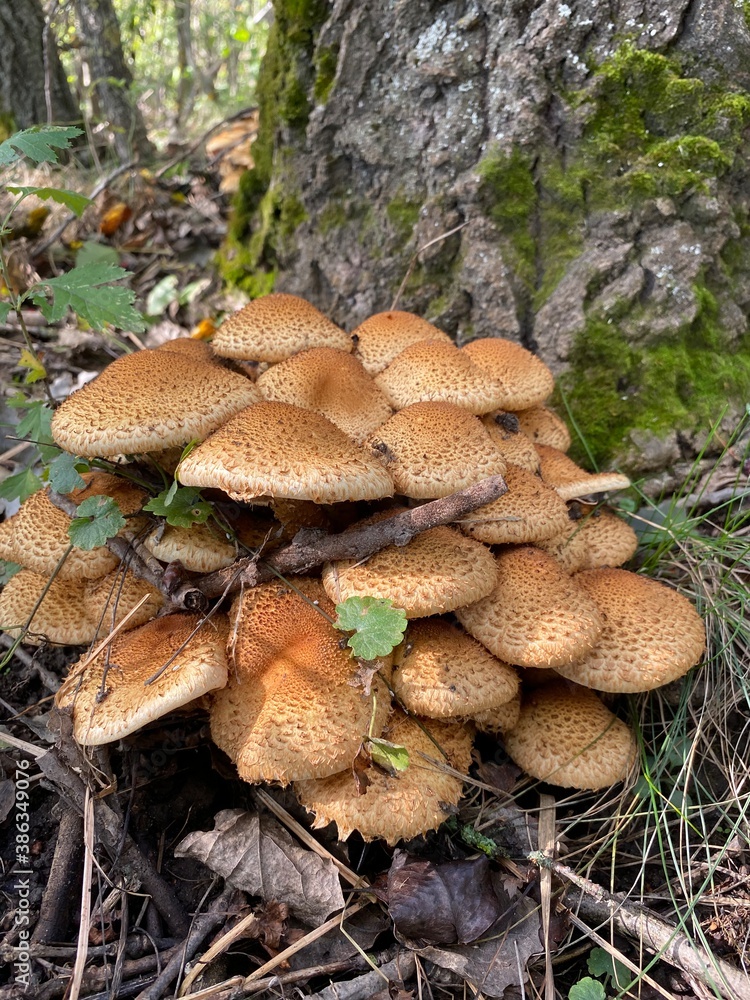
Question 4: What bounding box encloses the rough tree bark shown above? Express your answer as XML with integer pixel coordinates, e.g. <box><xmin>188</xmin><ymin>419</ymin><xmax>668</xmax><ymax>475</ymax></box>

<box><xmin>74</xmin><ymin>0</ymin><xmax>154</xmax><ymax>161</ymax></box>
<box><xmin>227</xmin><ymin>0</ymin><xmax>750</xmax><ymax>482</ymax></box>
<box><xmin>0</xmin><ymin>0</ymin><xmax>79</xmax><ymax>130</ymax></box>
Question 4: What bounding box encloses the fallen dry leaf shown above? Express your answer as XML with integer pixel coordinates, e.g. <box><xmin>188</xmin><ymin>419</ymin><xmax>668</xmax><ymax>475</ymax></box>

<box><xmin>174</xmin><ymin>808</ymin><xmax>345</xmax><ymax>925</ymax></box>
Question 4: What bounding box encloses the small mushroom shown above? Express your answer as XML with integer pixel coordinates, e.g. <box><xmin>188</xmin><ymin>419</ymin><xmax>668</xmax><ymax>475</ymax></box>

<box><xmin>536</xmin><ymin>445</ymin><xmax>631</xmax><ymax>501</ymax></box>
<box><xmin>462</xmin><ymin>337</ymin><xmax>555</xmax><ymax>409</ymax></box>
<box><xmin>351</xmin><ymin>311</ymin><xmax>452</xmax><ymax>374</ymax></box>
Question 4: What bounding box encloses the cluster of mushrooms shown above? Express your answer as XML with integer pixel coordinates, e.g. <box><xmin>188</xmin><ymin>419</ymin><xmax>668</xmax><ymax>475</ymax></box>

<box><xmin>0</xmin><ymin>294</ymin><xmax>706</xmax><ymax>844</ymax></box>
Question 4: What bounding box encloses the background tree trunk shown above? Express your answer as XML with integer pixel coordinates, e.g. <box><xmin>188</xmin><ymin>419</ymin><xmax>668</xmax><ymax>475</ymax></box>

<box><xmin>227</xmin><ymin>0</ymin><xmax>750</xmax><ymax>481</ymax></box>
<box><xmin>74</xmin><ymin>0</ymin><xmax>154</xmax><ymax>161</ymax></box>
<box><xmin>0</xmin><ymin>0</ymin><xmax>79</xmax><ymax>130</ymax></box>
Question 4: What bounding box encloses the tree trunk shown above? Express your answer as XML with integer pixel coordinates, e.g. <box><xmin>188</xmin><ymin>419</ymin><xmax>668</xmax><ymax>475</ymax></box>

<box><xmin>175</xmin><ymin>0</ymin><xmax>196</xmax><ymax>129</ymax></box>
<box><xmin>74</xmin><ymin>0</ymin><xmax>154</xmax><ymax>161</ymax></box>
<box><xmin>0</xmin><ymin>0</ymin><xmax>79</xmax><ymax>130</ymax></box>
<box><xmin>228</xmin><ymin>0</ymin><xmax>750</xmax><ymax>481</ymax></box>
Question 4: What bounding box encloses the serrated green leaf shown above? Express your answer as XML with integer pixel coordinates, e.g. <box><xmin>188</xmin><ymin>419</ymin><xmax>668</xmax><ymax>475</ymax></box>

<box><xmin>16</xmin><ymin>402</ymin><xmax>58</xmax><ymax>462</ymax></box>
<box><xmin>47</xmin><ymin>452</ymin><xmax>88</xmax><ymax>494</ymax></box>
<box><xmin>0</xmin><ymin>468</ymin><xmax>43</xmax><ymax>503</ymax></box>
<box><xmin>0</xmin><ymin>302</ymin><xmax>13</xmax><ymax>323</ymax></box>
<box><xmin>568</xmin><ymin>978</ymin><xmax>607</xmax><ymax>1000</ymax></box>
<box><xmin>368</xmin><ymin>737</ymin><xmax>409</xmax><ymax>772</ymax></box>
<box><xmin>334</xmin><ymin>596</ymin><xmax>408</xmax><ymax>660</ymax></box>
<box><xmin>143</xmin><ymin>486</ymin><xmax>213</xmax><ymax>528</ymax></box>
<box><xmin>6</xmin><ymin>186</ymin><xmax>91</xmax><ymax>216</ymax></box>
<box><xmin>18</xmin><ymin>348</ymin><xmax>47</xmax><ymax>384</ymax></box>
<box><xmin>0</xmin><ymin>560</ymin><xmax>22</xmax><ymax>586</ymax></box>
<box><xmin>76</xmin><ymin>240</ymin><xmax>120</xmax><ymax>267</ymax></box>
<box><xmin>68</xmin><ymin>495</ymin><xmax>125</xmax><ymax>549</ymax></box>
<box><xmin>0</xmin><ymin>126</ymin><xmax>83</xmax><ymax>165</ymax></box>
<box><xmin>27</xmin><ymin>263</ymin><xmax>145</xmax><ymax>333</ymax></box>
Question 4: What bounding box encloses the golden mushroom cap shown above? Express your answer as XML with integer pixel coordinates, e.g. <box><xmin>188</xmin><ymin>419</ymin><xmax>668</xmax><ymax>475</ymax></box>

<box><xmin>554</xmin><ymin>568</ymin><xmax>706</xmax><ymax>693</ymax></box>
<box><xmin>295</xmin><ymin>710</ymin><xmax>474</xmax><ymax>845</ymax></box>
<box><xmin>351</xmin><ymin>311</ymin><xmax>452</xmax><ymax>375</ymax></box>
<box><xmin>177</xmin><ymin>401</ymin><xmax>394</xmax><ymax>504</ymax></box>
<box><xmin>481</xmin><ymin>412</ymin><xmax>542</xmax><ymax>472</ymax></box>
<box><xmin>536</xmin><ymin>445</ymin><xmax>631</xmax><ymax>501</ymax></box>
<box><xmin>392</xmin><ymin>618</ymin><xmax>520</xmax><ymax>718</ymax></box>
<box><xmin>83</xmin><ymin>570</ymin><xmax>164</xmax><ymax>636</ymax></box>
<box><xmin>515</xmin><ymin>405</ymin><xmax>572</xmax><ymax>451</ymax></box>
<box><xmin>211</xmin><ymin>293</ymin><xmax>352</xmax><ymax>361</ymax></box>
<box><xmin>56</xmin><ymin>613</ymin><xmax>229</xmax><ymax>745</ymax></box>
<box><xmin>323</xmin><ymin>522</ymin><xmax>499</xmax><ymax>618</ymax></box>
<box><xmin>503</xmin><ymin>682</ymin><xmax>637</xmax><ymax>790</ymax></box>
<box><xmin>461</xmin><ymin>338</ymin><xmax>555</xmax><ymax>409</ymax></box>
<box><xmin>375</xmin><ymin>340</ymin><xmax>513</xmax><ymax>414</ymax></box>
<box><xmin>0</xmin><ymin>473</ymin><xmax>147</xmax><ymax>581</ymax></box>
<box><xmin>51</xmin><ymin>350</ymin><xmax>260</xmax><ymax>457</ymax></box>
<box><xmin>538</xmin><ymin>506</ymin><xmax>638</xmax><ymax>574</ymax></box>
<box><xmin>144</xmin><ymin>521</ymin><xmax>238</xmax><ymax>573</ymax></box>
<box><xmin>256</xmin><ymin>347</ymin><xmax>393</xmax><ymax>444</ymax></box>
<box><xmin>368</xmin><ymin>402</ymin><xmax>507</xmax><ymax>499</ymax></box>
<box><xmin>210</xmin><ymin>580</ymin><xmax>391</xmax><ymax>784</ymax></box>
<box><xmin>458</xmin><ymin>463</ymin><xmax>571</xmax><ymax>545</ymax></box>
<box><xmin>471</xmin><ymin>691</ymin><xmax>522</xmax><ymax>734</ymax></box>
<box><xmin>154</xmin><ymin>337</ymin><xmax>222</xmax><ymax>364</ymax></box>
<box><xmin>456</xmin><ymin>546</ymin><xmax>604</xmax><ymax>668</ymax></box>
<box><xmin>0</xmin><ymin>570</ymin><xmax>98</xmax><ymax>645</ymax></box>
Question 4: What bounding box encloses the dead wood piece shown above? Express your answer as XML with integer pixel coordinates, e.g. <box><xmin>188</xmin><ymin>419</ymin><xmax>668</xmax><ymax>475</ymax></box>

<box><xmin>31</xmin><ymin>807</ymin><xmax>84</xmax><ymax>946</ymax></box>
<box><xmin>134</xmin><ymin>884</ymin><xmax>236</xmax><ymax>1000</ymax></box>
<box><xmin>529</xmin><ymin>852</ymin><xmax>750</xmax><ymax>1000</ymax></box>
<box><xmin>30</xmin><ymin>951</ymin><xmax>173</xmax><ymax>1000</ymax></box>
<box><xmin>307</xmin><ymin>952</ymin><xmax>417</xmax><ymax>1000</ymax></box>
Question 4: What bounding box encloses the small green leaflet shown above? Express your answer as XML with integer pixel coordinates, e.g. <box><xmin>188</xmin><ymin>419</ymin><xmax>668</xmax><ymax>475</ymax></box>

<box><xmin>0</xmin><ymin>302</ymin><xmax>13</xmax><ymax>323</ymax></box>
<box><xmin>47</xmin><ymin>452</ymin><xmax>88</xmax><ymax>494</ymax></box>
<box><xmin>6</xmin><ymin>186</ymin><xmax>91</xmax><ymax>217</ymax></box>
<box><xmin>0</xmin><ymin>468</ymin><xmax>43</xmax><ymax>504</ymax></box>
<box><xmin>16</xmin><ymin>401</ymin><xmax>59</xmax><ymax>462</ymax></box>
<box><xmin>143</xmin><ymin>485</ymin><xmax>213</xmax><ymax>528</ymax></box>
<box><xmin>368</xmin><ymin>737</ymin><xmax>409</xmax><ymax>773</ymax></box>
<box><xmin>587</xmin><ymin>947</ymin><xmax>631</xmax><ymax>989</ymax></box>
<box><xmin>334</xmin><ymin>596</ymin><xmax>407</xmax><ymax>660</ymax></box>
<box><xmin>568</xmin><ymin>978</ymin><xmax>607</xmax><ymax>1000</ymax></box>
<box><xmin>17</xmin><ymin>348</ymin><xmax>47</xmax><ymax>384</ymax></box>
<box><xmin>26</xmin><ymin>263</ymin><xmax>146</xmax><ymax>333</ymax></box>
<box><xmin>460</xmin><ymin>824</ymin><xmax>502</xmax><ymax>859</ymax></box>
<box><xmin>0</xmin><ymin>125</ymin><xmax>83</xmax><ymax>165</ymax></box>
<box><xmin>0</xmin><ymin>560</ymin><xmax>22</xmax><ymax>586</ymax></box>
<box><xmin>146</xmin><ymin>274</ymin><xmax>179</xmax><ymax>316</ymax></box>
<box><xmin>68</xmin><ymin>495</ymin><xmax>125</xmax><ymax>550</ymax></box>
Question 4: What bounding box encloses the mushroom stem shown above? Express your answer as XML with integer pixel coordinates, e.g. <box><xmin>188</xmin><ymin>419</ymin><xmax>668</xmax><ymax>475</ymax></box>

<box><xmin>51</xmin><ymin>475</ymin><xmax>508</xmax><ymax>611</ymax></box>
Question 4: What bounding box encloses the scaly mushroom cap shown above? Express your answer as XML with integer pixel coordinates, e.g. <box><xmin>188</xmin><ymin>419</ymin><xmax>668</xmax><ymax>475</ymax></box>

<box><xmin>515</xmin><ymin>405</ymin><xmax>572</xmax><ymax>451</ymax></box>
<box><xmin>481</xmin><ymin>412</ymin><xmax>541</xmax><ymax>472</ymax></box>
<box><xmin>0</xmin><ymin>472</ymin><xmax>147</xmax><ymax>581</ymax></box>
<box><xmin>210</xmin><ymin>580</ymin><xmax>391</xmax><ymax>784</ymax></box>
<box><xmin>155</xmin><ymin>338</ymin><xmax>222</xmax><ymax>364</ymax></box>
<box><xmin>144</xmin><ymin>521</ymin><xmax>238</xmax><ymax>573</ymax></box>
<box><xmin>211</xmin><ymin>294</ymin><xmax>352</xmax><ymax>361</ymax></box>
<box><xmin>461</xmin><ymin>338</ymin><xmax>555</xmax><ymax>409</ymax></box>
<box><xmin>458</xmin><ymin>463</ymin><xmax>571</xmax><ymax>545</ymax></box>
<box><xmin>536</xmin><ymin>445</ymin><xmax>631</xmax><ymax>501</ymax></box>
<box><xmin>375</xmin><ymin>340</ymin><xmax>513</xmax><ymax>414</ymax></box>
<box><xmin>456</xmin><ymin>546</ymin><xmax>604</xmax><ymax>668</ymax></box>
<box><xmin>0</xmin><ymin>570</ymin><xmax>98</xmax><ymax>645</ymax></box>
<box><xmin>351</xmin><ymin>311</ymin><xmax>452</xmax><ymax>375</ymax></box>
<box><xmin>51</xmin><ymin>350</ymin><xmax>260</xmax><ymax>457</ymax></box>
<box><xmin>367</xmin><ymin>402</ymin><xmax>507</xmax><ymax>499</ymax></box>
<box><xmin>392</xmin><ymin>619</ymin><xmax>520</xmax><ymax>718</ymax></box>
<box><xmin>471</xmin><ymin>691</ymin><xmax>522</xmax><ymax>734</ymax></box>
<box><xmin>177</xmin><ymin>401</ymin><xmax>394</xmax><ymax>504</ymax></box>
<box><xmin>295</xmin><ymin>710</ymin><xmax>474</xmax><ymax>845</ymax></box>
<box><xmin>322</xmin><ymin>521</ymin><xmax>498</xmax><ymax>618</ymax></box>
<box><xmin>256</xmin><ymin>347</ymin><xmax>392</xmax><ymax>444</ymax></box>
<box><xmin>56</xmin><ymin>613</ymin><xmax>229</xmax><ymax>745</ymax></box>
<box><xmin>538</xmin><ymin>507</ymin><xmax>638</xmax><ymax>574</ymax></box>
<box><xmin>83</xmin><ymin>570</ymin><xmax>164</xmax><ymax>635</ymax></box>
<box><xmin>503</xmin><ymin>682</ymin><xmax>637</xmax><ymax>790</ymax></box>
<box><xmin>554</xmin><ymin>569</ymin><xmax>706</xmax><ymax>693</ymax></box>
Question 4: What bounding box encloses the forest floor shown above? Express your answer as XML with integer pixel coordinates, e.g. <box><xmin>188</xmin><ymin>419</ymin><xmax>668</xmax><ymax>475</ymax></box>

<box><xmin>0</xmin><ymin>143</ymin><xmax>749</xmax><ymax>1000</ymax></box>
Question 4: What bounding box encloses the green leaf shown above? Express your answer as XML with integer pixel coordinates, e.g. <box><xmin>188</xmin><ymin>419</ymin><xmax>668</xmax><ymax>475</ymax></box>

<box><xmin>0</xmin><ymin>126</ymin><xmax>83</xmax><ymax>165</ymax></box>
<box><xmin>0</xmin><ymin>468</ymin><xmax>43</xmax><ymax>504</ymax></box>
<box><xmin>368</xmin><ymin>737</ymin><xmax>409</xmax><ymax>773</ymax></box>
<box><xmin>143</xmin><ymin>486</ymin><xmax>213</xmax><ymax>528</ymax></box>
<box><xmin>0</xmin><ymin>302</ymin><xmax>14</xmax><ymax>323</ymax></box>
<box><xmin>587</xmin><ymin>948</ymin><xmax>631</xmax><ymax>989</ymax></box>
<box><xmin>146</xmin><ymin>274</ymin><xmax>179</xmax><ymax>316</ymax></box>
<box><xmin>460</xmin><ymin>824</ymin><xmax>502</xmax><ymax>858</ymax></box>
<box><xmin>0</xmin><ymin>560</ymin><xmax>22</xmax><ymax>586</ymax></box>
<box><xmin>334</xmin><ymin>596</ymin><xmax>408</xmax><ymax>660</ymax></box>
<box><xmin>68</xmin><ymin>495</ymin><xmax>125</xmax><ymax>549</ymax></box>
<box><xmin>17</xmin><ymin>348</ymin><xmax>47</xmax><ymax>384</ymax></box>
<box><xmin>6</xmin><ymin>186</ymin><xmax>91</xmax><ymax>216</ymax></box>
<box><xmin>568</xmin><ymin>978</ymin><xmax>607</xmax><ymax>1000</ymax></box>
<box><xmin>47</xmin><ymin>452</ymin><xmax>88</xmax><ymax>494</ymax></box>
<box><xmin>27</xmin><ymin>263</ymin><xmax>146</xmax><ymax>333</ymax></box>
<box><xmin>76</xmin><ymin>241</ymin><xmax>120</xmax><ymax>267</ymax></box>
<box><xmin>16</xmin><ymin>402</ymin><xmax>58</xmax><ymax>462</ymax></box>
